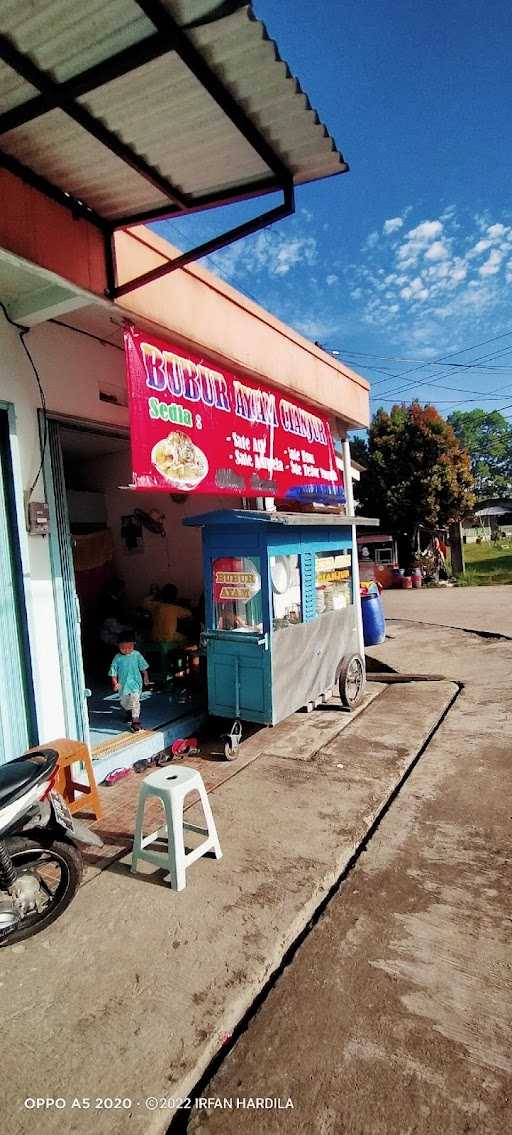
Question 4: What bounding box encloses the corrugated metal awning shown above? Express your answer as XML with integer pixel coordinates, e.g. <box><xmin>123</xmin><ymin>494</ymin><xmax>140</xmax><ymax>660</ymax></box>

<box><xmin>0</xmin><ymin>1</ymin><xmax>348</xmax><ymax>228</ymax></box>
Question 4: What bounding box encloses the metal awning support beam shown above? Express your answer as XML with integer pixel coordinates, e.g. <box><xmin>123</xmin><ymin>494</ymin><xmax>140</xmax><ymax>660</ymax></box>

<box><xmin>0</xmin><ymin>7</ymin><xmax>301</xmax><ymax>297</ymax></box>
<box><xmin>111</xmin><ymin>182</ymin><xmax>295</xmax><ymax>299</ymax></box>
<box><xmin>0</xmin><ymin>33</ymin><xmax>174</xmax><ymax>135</ymax></box>
<box><xmin>113</xmin><ymin>174</ymin><xmax>282</xmax><ymax>228</ymax></box>
<box><xmin>0</xmin><ymin>33</ymin><xmax>191</xmax><ymax>209</ymax></box>
<box><xmin>135</xmin><ymin>0</ymin><xmax>291</xmax><ymax>184</ymax></box>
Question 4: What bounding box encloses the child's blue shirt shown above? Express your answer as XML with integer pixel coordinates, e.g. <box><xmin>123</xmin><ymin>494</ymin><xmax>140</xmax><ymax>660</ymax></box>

<box><xmin>109</xmin><ymin>651</ymin><xmax>149</xmax><ymax>694</ymax></box>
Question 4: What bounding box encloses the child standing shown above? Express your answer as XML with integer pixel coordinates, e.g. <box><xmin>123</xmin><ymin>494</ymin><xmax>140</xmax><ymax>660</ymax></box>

<box><xmin>109</xmin><ymin>632</ymin><xmax>150</xmax><ymax>733</ymax></box>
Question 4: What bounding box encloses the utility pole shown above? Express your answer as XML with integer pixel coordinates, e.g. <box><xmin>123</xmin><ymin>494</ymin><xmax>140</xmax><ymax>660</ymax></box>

<box><xmin>449</xmin><ymin>521</ymin><xmax>465</xmax><ymax>575</ymax></box>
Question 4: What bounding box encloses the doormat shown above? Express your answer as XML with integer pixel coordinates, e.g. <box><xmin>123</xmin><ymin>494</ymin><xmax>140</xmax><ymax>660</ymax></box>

<box><xmin>92</xmin><ymin>730</ymin><xmax>151</xmax><ymax>761</ymax></box>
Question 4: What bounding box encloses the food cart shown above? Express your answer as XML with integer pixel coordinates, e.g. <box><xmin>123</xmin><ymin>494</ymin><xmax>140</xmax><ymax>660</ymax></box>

<box><xmin>184</xmin><ymin>509</ymin><xmax>377</xmax><ymax>755</ymax></box>
<box><xmin>358</xmin><ymin>533</ymin><xmax>398</xmax><ymax>589</ymax></box>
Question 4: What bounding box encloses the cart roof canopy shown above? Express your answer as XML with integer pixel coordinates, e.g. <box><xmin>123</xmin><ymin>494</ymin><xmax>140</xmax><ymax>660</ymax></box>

<box><xmin>184</xmin><ymin>510</ymin><xmax>379</xmax><ymax>528</ymax></box>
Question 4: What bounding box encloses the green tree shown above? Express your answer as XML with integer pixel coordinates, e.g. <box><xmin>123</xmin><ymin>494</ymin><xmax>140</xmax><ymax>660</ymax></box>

<box><xmin>348</xmin><ymin>436</ymin><xmax>369</xmax><ymax>467</ymax></box>
<box><xmin>357</xmin><ymin>402</ymin><xmax>475</xmax><ymax>568</ymax></box>
<box><xmin>447</xmin><ymin>408</ymin><xmax>512</xmax><ymax>498</ymax></box>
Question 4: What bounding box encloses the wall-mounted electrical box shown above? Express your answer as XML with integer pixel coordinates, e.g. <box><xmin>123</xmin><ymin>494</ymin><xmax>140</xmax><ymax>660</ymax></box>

<box><xmin>28</xmin><ymin>500</ymin><xmax>50</xmax><ymax>535</ymax></box>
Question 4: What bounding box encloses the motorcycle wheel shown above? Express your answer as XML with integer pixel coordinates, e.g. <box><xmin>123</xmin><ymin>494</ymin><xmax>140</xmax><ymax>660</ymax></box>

<box><xmin>0</xmin><ymin>835</ymin><xmax>82</xmax><ymax>946</ymax></box>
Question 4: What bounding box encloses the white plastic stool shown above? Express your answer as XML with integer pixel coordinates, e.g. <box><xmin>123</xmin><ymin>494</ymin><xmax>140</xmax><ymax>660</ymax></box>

<box><xmin>131</xmin><ymin>764</ymin><xmax>222</xmax><ymax>891</ymax></box>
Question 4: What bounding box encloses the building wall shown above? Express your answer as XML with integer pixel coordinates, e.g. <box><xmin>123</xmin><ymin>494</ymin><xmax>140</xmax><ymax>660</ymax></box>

<box><xmin>114</xmin><ymin>227</ymin><xmax>370</xmax><ymax>430</ymax></box>
<box><xmin>0</xmin><ymin>313</ymin><xmax>128</xmax><ymax>744</ymax></box>
<box><xmin>0</xmin><ymin>169</ymin><xmax>107</xmax><ymax>295</ymax></box>
<box><xmin>0</xmin><ymin>169</ymin><xmax>369</xmax><ymax>432</ymax></box>
<box><xmin>0</xmin><ymin>172</ymin><xmax>370</xmax><ymax>752</ymax></box>
<box><xmin>0</xmin><ymin>312</ymin><xmax>234</xmax><ymax>746</ymax></box>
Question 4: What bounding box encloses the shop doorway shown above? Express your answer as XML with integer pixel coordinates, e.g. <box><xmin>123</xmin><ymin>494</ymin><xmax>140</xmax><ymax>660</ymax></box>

<box><xmin>45</xmin><ymin>420</ymin><xmax>206</xmax><ymax>759</ymax></box>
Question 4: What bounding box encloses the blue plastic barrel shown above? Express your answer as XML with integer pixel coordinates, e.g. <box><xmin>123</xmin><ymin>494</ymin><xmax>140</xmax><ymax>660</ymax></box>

<box><xmin>361</xmin><ymin>588</ymin><xmax>386</xmax><ymax>646</ymax></box>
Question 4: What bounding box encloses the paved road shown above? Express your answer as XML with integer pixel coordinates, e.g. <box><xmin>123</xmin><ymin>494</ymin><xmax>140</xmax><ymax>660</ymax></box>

<box><xmin>185</xmin><ymin>617</ymin><xmax>512</xmax><ymax>1134</ymax></box>
<box><xmin>383</xmin><ymin>583</ymin><xmax>512</xmax><ymax>637</ymax></box>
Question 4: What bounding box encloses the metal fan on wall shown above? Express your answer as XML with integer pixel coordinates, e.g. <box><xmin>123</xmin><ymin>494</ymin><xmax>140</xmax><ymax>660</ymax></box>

<box><xmin>121</xmin><ymin>508</ymin><xmax>168</xmax><ymax>560</ymax></box>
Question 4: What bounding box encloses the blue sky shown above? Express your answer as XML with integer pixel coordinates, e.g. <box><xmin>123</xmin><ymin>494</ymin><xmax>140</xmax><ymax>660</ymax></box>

<box><xmin>153</xmin><ymin>0</ymin><xmax>512</xmax><ymax>424</ymax></box>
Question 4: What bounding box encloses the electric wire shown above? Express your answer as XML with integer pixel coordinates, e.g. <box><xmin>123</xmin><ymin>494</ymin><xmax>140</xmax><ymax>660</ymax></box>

<box><xmin>0</xmin><ymin>301</ymin><xmax>48</xmax><ymax>500</ymax></box>
<box><xmin>371</xmin><ymin>340</ymin><xmax>512</xmax><ymax>394</ymax></box>
<box><xmin>370</xmin><ymin>342</ymin><xmax>512</xmax><ymax>403</ymax></box>
<box><xmin>341</xmin><ymin>324</ymin><xmax>512</xmax><ymax>391</ymax></box>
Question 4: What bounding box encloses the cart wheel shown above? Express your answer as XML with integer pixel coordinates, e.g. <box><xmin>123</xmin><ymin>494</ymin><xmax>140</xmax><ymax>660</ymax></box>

<box><xmin>338</xmin><ymin>654</ymin><xmax>365</xmax><ymax>710</ymax></box>
<box><xmin>224</xmin><ymin>738</ymin><xmax>238</xmax><ymax>761</ymax></box>
<box><xmin>224</xmin><ymin>719</ymin><xmax>242</xmax><ymax>761</ymax></box>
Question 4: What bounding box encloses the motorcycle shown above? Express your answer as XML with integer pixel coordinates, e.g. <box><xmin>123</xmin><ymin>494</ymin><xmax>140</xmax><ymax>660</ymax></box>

<box><xmin>0</xmin><ymin>747</ymin><xmax>103</xmax><ymax>946</ymax></box>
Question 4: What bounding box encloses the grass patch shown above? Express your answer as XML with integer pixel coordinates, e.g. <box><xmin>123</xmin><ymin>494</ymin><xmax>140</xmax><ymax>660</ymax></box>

<box><xmin>457</xmin><ymin>540</ymin><xmax>512</xmax><ymax>586</ymax></box>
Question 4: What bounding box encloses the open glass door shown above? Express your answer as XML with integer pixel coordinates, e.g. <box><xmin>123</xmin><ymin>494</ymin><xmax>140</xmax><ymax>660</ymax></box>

<box><xmin>0</xmin><ymin>409</ymin><xmax>36</xmax><ymax>762</ymax></box>
<box><xmin>44</xmin><ymin>419</ymin><xmax>90</xmax><ymax>745</ymax></box>
<box><xmin>206</xmin><ymin>554</ymin><xmax>271</xmax><ymax>724</ymax></box>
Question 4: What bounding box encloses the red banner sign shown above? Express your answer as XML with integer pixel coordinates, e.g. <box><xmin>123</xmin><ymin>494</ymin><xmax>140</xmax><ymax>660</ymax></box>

<box><xmin>124</xmin><ymin>327</ymin><xmax>341</xmax><ymax>500</ymax></box>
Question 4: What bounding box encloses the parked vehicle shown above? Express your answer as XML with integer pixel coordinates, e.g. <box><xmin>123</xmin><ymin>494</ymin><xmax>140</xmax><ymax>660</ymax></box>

<box><xmin>0</xmin><ymin>748</ymin><xmax>102</xmax><ymax>946</ymax></box>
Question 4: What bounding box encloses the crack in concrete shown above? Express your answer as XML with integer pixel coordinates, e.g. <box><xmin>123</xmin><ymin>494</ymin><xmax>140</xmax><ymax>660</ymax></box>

<box><xmin>387</xmin><ymin>617</ymin><xmax>511</xmax><ymax>642</ymax></box>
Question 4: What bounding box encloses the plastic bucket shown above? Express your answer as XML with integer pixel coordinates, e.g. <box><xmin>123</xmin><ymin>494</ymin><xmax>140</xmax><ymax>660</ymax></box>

<box><xmin>361</xmin><ymin>590</ymin><xmax>386</xmax><ymax>646</ymax></box>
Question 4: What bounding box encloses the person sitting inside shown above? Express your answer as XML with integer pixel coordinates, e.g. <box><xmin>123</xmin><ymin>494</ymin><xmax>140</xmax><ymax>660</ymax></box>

<box><xmin>147</xmin><ymin>584</ymin><xmax>192</xmax><ymax>645</ymax></box>
<box><xmin>98</xmin><ymin>577</ymin><xmax>129</xmax><ymax>668</ymax></box>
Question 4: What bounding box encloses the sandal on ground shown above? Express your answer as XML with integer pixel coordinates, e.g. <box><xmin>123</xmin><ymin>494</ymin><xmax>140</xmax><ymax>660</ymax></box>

<box><xmin>171</xmin><ymin>737</ymin><xmax>200</xmax><ymax>757</ymax></box>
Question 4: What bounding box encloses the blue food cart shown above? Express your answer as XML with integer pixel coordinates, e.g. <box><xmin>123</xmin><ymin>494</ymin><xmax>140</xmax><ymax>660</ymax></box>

<box><xmin>184</xmin><ymin>509</ymin><xmax>376</xmax><ymax>756</ymax></box>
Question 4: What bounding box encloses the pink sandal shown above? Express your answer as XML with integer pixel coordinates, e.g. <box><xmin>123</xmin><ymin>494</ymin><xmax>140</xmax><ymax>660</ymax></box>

<box><xmin>171</xmin><ymin>737</ymin><xmax>200</xmax><ymax>758</ymax></box>
<box><xmin>103</xmin><ymin>767</ymin><xmax>131</xmax><ymax>786</ymax></box>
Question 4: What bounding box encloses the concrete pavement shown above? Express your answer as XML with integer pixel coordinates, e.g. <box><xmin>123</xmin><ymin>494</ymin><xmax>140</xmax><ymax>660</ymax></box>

<box><xmin>383</xmin><ymin>583</ymin><xmax>512</xmax><ymax>637</ymax></box>
<box><xmin>0</xmin><ymin>677</ymin><xmax>457</xmax><ymax>1135</ymax></box>
<box><xmin>185</xmin><ymin>615</ymin><xmax>512</xmax><ymax>1134</ymax></box>
<box><xmin>3</xmin><ymin>586</ymin><xmax>510</xmax><ymax>1135</ymax></box>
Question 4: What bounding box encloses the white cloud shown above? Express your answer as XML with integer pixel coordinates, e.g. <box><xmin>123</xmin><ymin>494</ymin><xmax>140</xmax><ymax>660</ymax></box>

<box><xmin>479</xmin><ymin>248</ymin><xmax>503</xmax><ymax>276</ymax></box>
<box><xmin>383</xmin><ymin>217</ymin><xmax>403</xmax><ymax>235</ymax></box>
<box><xmin>467</xmin><ymin>237</ymin><xmax>492</xmax><ymax>258</ymax></box>
<box><xmin>350</xmin><ymin>208</ymin><xmax>512</xmax><ymax>347</ymax></box>
<box><xmin>425</xmin><ymin>240</ymin><xmax>449</xmax><ymax>261</ymax></box>
<box><xmin>292</xmin><ymin>316</ymin><xmax>341</xmax><ymax>340</ymax></box>
<box><xmin>363</xmin><ymin>231</ymin><xmax>379</xmax><ymax>251</ymax></box>
<box><xmin>448</xmin><ymin>259</ymin><xmax>468</xmax><ymax>283</ymax></box>
<box><xmin>408</xmin><ymin>220</ymin><xmax>443</xmax><ymax>241</ymax></box>
<box><xmin>326</xmin><ymin>273</ymin><xmax>338</xmax><ymax>286</ymax></box>
<box><xmin>270</xmin><ymin>236</ymin><xmax>317</xmax><ymax>275</ymax></box>
<box><xmin>396</xmin><ymin>219</ymin><xmax>445</xmax><ymax>267</ymax></box>
<box><xmin>208</xmin><ymin>226</ymin><xmax>318</xmax><ymax>282</ymax></box>
<box><xmin>400</xmin><ymin>276</ymin><xmax>430</xmax><ymax>302</ymax></box>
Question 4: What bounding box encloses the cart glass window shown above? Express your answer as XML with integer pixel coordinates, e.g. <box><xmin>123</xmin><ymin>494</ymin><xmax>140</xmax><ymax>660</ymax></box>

<box><xmin>375</xmin><ymin>547</ymin><xmax>393</xmax><ymax>564</ymax></box>
<box><xmin>315</xmin><ymin>549</ymin><xmax>352</xmax><ymax>613</ymax></box>
<box><xmin>270</xmin><ymin>554</ymin><xmax>302</xmax><ymax>629</ymax></box>
<box><xmin>212</xmin><ymin>557</ymin><xmax>263</xmax><ymax>632</ymax></box>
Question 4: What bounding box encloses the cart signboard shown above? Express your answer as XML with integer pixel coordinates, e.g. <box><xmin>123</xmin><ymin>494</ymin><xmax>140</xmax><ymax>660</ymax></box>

<box><xmin>213</xmin><ymin>558</ymin><xmax>261</xmax><ymax>602</ymax></box>
<box><xmin>124</xmin><ymin>326</ymin><xmax>343</xmax><ymax>500</ymax></box>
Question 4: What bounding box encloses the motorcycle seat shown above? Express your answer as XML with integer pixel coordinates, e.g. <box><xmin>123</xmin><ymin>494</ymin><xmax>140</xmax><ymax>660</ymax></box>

<box><xmin>0</xmin><ymin>749</ymin><xmax>58</xmax><ymax>808</ymax></box>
